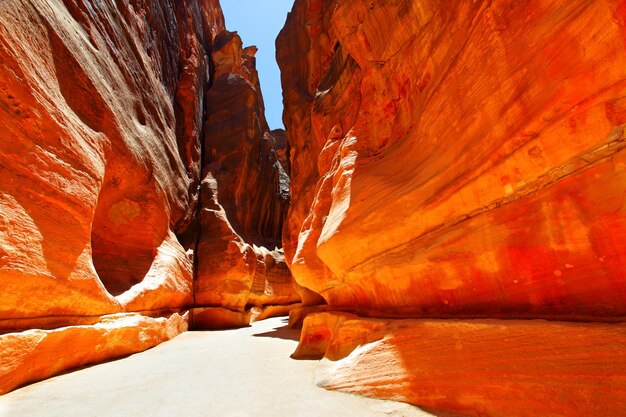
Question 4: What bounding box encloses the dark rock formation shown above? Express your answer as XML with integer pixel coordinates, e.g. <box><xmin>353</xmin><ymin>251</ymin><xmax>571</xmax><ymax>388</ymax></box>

<box><xmin>192</xmin><ymin>30</ymin><xmax>298</xmax><ymax>329</ymax></box>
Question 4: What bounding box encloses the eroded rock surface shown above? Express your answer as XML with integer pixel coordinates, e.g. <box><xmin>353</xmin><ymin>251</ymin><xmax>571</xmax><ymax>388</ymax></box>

<box><xmin>278</xmin><ymin>0</ymin><xmax>626</xmax><ymax>415</ymax></box>
<box><xmin>193</xmin><ymin>30</ymin><xmax>298</xmax><ymax>328</ymax></box>
<box><xmin>297</xmin><ymin>311</ymin><xmax>626</xmax><ymax>417</ymax></box>
<box><xmin>278</xmin><ymin>0</ymin><xmax>626</xmax><ymax>319</ymax></box>
<box><xmin>0</xmin><ymin>0</ymin><xmax>224</xmax><ymax>327</ymax></box>
<box><xmin>0</xmin><ymin>312</ymin><xmax>188</xmax><ymax>395</ymax></box>
<box><xmin>0</xmin><ymin>0</ymin><xmax>295</xmax><ymax>391</ymax></box>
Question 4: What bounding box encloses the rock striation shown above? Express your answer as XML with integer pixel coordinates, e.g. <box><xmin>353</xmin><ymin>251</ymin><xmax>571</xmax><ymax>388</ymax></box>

<box><xmin>0</xmin><ymin>0</ymin><xmax>296</xmax><ymax>392</ymax></box>
<box><xmin>278</xmin><ymin>0</ymin><xmax>626</xmax><ymax>415</ymax></box>
<box><xmin>278</xmin><ymin>0</ymin><xmax>626</xmax><ymax>319</ymax></box>
<box><xmin>4</xmin><ymin>0</ymin><xmax>626</xmax><ymax>413</ymax></box>
<box><xmin>296</xmin><ymin>312</ymin><xmax>626</xmax><ymax>417</ymax></box>
<box><xmin>0</xmin><ymin>0</ymin><xmax>222</xmax><ymax>326</ymax></box>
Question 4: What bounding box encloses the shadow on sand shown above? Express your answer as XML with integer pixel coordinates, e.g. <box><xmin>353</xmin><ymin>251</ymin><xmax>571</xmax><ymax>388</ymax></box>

<box><xmin>252</xmin><ymin>319</ymin><xmax>300</xmax><ymax>342</ymax></box>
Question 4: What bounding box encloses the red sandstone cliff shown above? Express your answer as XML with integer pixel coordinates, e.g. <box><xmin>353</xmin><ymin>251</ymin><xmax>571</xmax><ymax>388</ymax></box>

<box><xmin>278</xmin><ymin>0</ymin><xmax>626</xmax><ymax>319</ymax></box>
<box><xmin>4</xmin><ymin>0</ymin><xmax>626</xmax><ymax>413</ymax></box>
<box><xmin>192</xmin><ymin>31</ymin><xmax>298</xmax><ymax>329</ymax></box>
<box><xmin>278</xmin><ymin>0</ymin><xmax>626</xmax><ymax>415</ymax></box>
<box><xmin>0</xmin><ymin>0</ymin><xmax>224</xmax><ymax>326</ymax></box>
<box><xmin>0</xmin><ymin>0</ymin><xmax>295</xmax><ymax>393</ymax></box>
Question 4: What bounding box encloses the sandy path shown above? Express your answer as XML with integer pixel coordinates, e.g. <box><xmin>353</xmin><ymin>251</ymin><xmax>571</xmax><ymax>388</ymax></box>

<box><xmin>0</xmin><ymin>317</ymin><xmax>432</xmax><ymax>417</ymax></box>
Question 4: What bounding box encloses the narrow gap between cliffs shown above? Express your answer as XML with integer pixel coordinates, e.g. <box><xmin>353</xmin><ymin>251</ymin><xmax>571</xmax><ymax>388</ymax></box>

<box><xmin>186</xmin><ymin>1</ymin><xmax>300</xmax><ymax>328</ymax></box>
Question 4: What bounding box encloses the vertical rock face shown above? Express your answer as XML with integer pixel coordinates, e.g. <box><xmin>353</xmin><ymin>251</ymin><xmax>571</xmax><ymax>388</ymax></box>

<box><xmin>0</xmin><ymin>0</ymin><xmax>223</xmax><ymax>393</ymax></box>
<box><xmin>278</xmin><ymin>0</ymin><xmax>626</xmax><ymax>318</ymax></box>
<box><xmin>0</xmin><ymin>0</ymin><xmax>224</xmax><ymax>325</ymax></box>
<box><xmin>278</xmin><ymin>0</ymin><xmax>626</xmax><ymax>415</ymax></box>
<box><xmin>206</xmin><ymin>33</ymin><xmax>289</xmax><ymax>247</ymax></box>
<box><xmin>0</xmin><ymin>0</ymin><xmax>295</xmax><ymax>392</ymax></box>
<box><xmin>193</xmin><ymin>30</ymin><xmax>298</xmax><ymax>328</ymax></box>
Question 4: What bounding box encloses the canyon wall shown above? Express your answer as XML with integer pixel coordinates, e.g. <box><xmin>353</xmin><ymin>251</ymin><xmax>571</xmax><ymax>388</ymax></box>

<box><xmin>278</xmin><ymin>0</ymin><xmax>626</xmax><ymax>416</ymax></box>
<box><xmin>193</xmin><ymin>30</ymin><xmax>298</xmax><ymax>329</ymax></box>
<box><xmin>0</xmin><ymin>0</ymin><xmax>294</xmax><ymax>393</ymax></box>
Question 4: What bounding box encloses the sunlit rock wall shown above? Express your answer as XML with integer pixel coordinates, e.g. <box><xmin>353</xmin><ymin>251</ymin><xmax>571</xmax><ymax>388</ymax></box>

<box><xmin>0</xmin><ymin>0</ymin><xmax>225</xmax><ymax>329</ymax></box>
<box><xmin>278</xmin><ymin>0</ymin><xmax>626</xmax><ymax>319</ymax></box>
<box><xmin>0</xmin><ymin>0</ymin><xmax>225</xmax><ymax>393</ymax></box>
<box><xmin>0</xmin><ymin>0</ymin><xmax>295</xmax><ymax>392</ymax></box>
<box><xmin>278</xmin><ymin>1</ymin><xmax>626</xmax><ymax>416</ymax></box>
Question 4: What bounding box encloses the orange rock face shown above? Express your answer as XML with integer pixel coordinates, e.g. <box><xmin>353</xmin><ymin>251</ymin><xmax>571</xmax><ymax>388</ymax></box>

<box><xmin>0</xmin><ymin>312</ymin><xmax>188</xmax><ymax>395</ymax></box>
<box><xmin>0</xmin><ymin>0</ymin><xmax>224</xmax><ymax>326</ymax></box>
<box><xmin>0</xmin><ymin>0</ymin><xmax>224</xmax><ymax>390</ymax></box>
<box><xmin>278</xmin><ymin>0</ymin><xmax>626</xmax><ymax>415</ymax></box>
<box><xmin>193</xmin><ymin>30</ymin><xmax>298</xmax><ymax>328</ymax></box>
<box><xmin>297</xmin><ymin>312</ymin><xmax>626</xmax><ymax>417</ymax></box>
<box><xmin>0</xmin><ymin>0</ymin><xmax>295</xmax><ymax>392</ymax></box>
<box><xmin>278</xmin><ymin>0</ymin><xmax>626</xmax><ymax>318</ymax></box>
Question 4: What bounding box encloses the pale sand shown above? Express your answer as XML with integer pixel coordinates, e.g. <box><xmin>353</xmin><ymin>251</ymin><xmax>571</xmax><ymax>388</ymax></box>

<box><xmin>0</xmin><ymin>316</ymin><xmax>432</xmax><ymax>417</ymax></box>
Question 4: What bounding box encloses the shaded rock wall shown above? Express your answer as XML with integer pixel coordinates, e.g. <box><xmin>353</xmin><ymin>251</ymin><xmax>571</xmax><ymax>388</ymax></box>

<box><xmin>277</xmin><ymin>0</ymin><xmax>626</xmax><ymax>415</ymax></box>
<box><xmin>0</xmin><ymin>0</ymin><xmax>295</xmax><ymax>392</ymax></box>
<box><xmin>192</xmin><ymin>30</ymin><xmax>298</xmax><ymax>329</ymax></box>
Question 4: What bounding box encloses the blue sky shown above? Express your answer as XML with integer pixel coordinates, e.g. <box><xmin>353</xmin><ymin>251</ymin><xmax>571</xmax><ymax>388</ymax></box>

<box><xmin>221</xmin><ymin>0</ymin><xmax>294</xmax><ymax>129</ymax></box>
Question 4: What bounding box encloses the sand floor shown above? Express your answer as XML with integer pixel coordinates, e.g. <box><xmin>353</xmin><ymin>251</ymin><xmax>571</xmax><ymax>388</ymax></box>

<box><xmin>0</xmin><ymin>316</ymin><xmax>432</xmax><ymax>417</ymax></box>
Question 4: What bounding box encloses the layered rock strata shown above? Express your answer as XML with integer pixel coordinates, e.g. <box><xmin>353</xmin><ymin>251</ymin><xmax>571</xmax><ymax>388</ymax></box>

<box><xmin>278</xmin><ymin>0</ymin><xmax>626</xmax><ymax>415</ymax></box>
<box><xmin>0</xmin><ymin>0</ymin><xmax>222</xmax><ymax>327</ymax></box>
<box><xmin>296</xmin><ymin>312</ymin><xmax>626</xmax><ymax>417</ymax></box>
<box><xmin>0</xmin><ymin>312</ymin><xmax>188</xmax><ymax>395</ymax></box>
<box><xmin>0</xmin><ymin>0</ymin><xmax>295</xmax><ymax>391</ymax></box>
<box><xmin>278</xmin><ymin>0</ymin><xmax>626</xmax><ymax>319</ymax></box>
